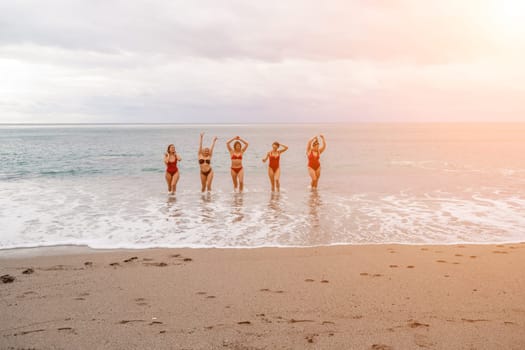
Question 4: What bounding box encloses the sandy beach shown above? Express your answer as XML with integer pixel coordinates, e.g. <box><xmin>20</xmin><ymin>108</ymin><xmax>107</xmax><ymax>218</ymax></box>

<box><xmin>1</xmin><ymin>244</ymin><xmax>524</xmax><ymax>349</ymax></box>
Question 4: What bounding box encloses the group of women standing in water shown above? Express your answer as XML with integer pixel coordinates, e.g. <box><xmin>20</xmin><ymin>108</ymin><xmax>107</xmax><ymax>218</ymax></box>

<box><xmin>164</xmin><ymin>133</ymin><xmax>326</xmax><ymax>194</ymax></box>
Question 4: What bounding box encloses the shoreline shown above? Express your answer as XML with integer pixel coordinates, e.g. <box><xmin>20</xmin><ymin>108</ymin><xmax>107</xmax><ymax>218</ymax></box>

<box><xmin>2</xmin><ymin>243</ymin><xmax>524</xmax><ymax>349</ymax></box>
<box><xmin>1</xmin><ymin>241</ymin><xmax>525</xmax><ymax>258</ymax></box>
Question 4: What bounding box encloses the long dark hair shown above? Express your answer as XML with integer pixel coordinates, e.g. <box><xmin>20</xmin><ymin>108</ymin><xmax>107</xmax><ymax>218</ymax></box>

<box><xmin>166</xmin><ymin>144</ymin><xmax>175</xmax><ymax>154</ymax></box>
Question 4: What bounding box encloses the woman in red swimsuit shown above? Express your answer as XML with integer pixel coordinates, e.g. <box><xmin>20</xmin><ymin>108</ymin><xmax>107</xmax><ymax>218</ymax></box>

<box><xmin>198</xmin><ymin>132</ymin><xmax>217</xmax><ymax>192</ymax></box>
<box><xmin>262</xmin><ymin>141</ymin><xmax>288</xmax><ymax>192</ymax></box>
<box><xmin>164</xmin><ymin>144</ymin><xmax>182</xmax><ymax>194</ymax></box>
<box><xmin>306</xmin><ymin>134</ymin><xmax>326</xmax><ymax>189</ymax></box>
<box><xmin>226</xmin><ymin>136</ymin><xmax>249</xmax><ymax>192</ymax></box>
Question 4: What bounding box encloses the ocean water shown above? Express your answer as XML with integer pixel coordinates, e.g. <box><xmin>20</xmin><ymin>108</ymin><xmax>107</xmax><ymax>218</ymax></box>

<box><xmin>1</xmin><ymin>123</ymin><xmax>525</xmax><ymax>249</ymax></box>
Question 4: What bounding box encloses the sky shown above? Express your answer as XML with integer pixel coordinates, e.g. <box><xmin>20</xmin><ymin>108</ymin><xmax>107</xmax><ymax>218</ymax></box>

<box><xmin>1</xmin><ymin>0</ymin><xmax>524</xmax><ymax>123</ymax></box>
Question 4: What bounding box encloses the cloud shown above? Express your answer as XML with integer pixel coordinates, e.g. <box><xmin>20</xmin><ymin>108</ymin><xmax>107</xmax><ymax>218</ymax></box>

<box><xmin>0</xmin><ymin>0</ymin><xmax>507</xmax><ymax>63</ymax></box>
<box><xmin>0</xmin><ymin>0</ymin><xmax>524</xmax><ymax>123</ymax></box>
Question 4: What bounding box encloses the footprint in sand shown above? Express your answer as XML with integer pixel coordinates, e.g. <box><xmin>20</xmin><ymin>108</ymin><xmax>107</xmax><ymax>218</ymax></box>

<box><xmin>135</xmin><ymin>297</ymin><xmax>149</xmax><ymax>306</ymax></box>
<box><xmin>492</xmin><ymin>251</ymin><xmax>508</xmax><ymax>254</ymax></box>
<box><xmin>237</xmin><ymin>321</ymin><xmax>251</xmax><ymax>325</ymax></box>
<box><xmin>371</xmin><ymin>345</ymin><xmax>393</xmax><ymax>350</ymax></box>
<box><xmin>143</xmin><ymin>262</ymin><xmax>168</xmax><ymax>267</ymax></box>
<box><xmin>320</xmin><ymin>280</ymin><xmax>329</xmax><ymax>283</ymax></box>
<box><xmin>420</xmin><ymin>248</ymin><xmax>429</xmax><ymax>251</ymax></box>
<box><xmin>14</xmin><ymin>329</ymin><xmax>46</xmax><ymax>336</ymax></box>
<box><xmin>57</xmin><ymin>327</ymin><xmax>74</xmax><ymax>332</ymax></box>
<box><xmin>171</xmin><ymin>254</ymin><xmax>181</xmax><ymax>258</ymax></box>
<box><xmin>118</xmin><ymin>320</ymin><xmax>145</xmax><ymax>324</ymax></box>
<box><xmin>455</xmin><ymin>254</ymin><xmax>463</xmax><ymax>257</ymax></box>
<box><xmin>408</xmin><ymin>320</ymin><xmax>429</xmax><ymax>328</ymax></box>
<box><xmin>183</xmin><ymin>258</ymin><xmax>193</xmax><ymax>262</ymax></box>
<box><xmin>305</xmin><ymin>333</ymin><xmax>318</xmax><ymax>343</ymax></box>
<box><xmin>389</xmin><ymin>265</ymin><xmax>398</xmax><ymax>268</ymax></box>
<box><xmin>206</xmin><ymin>295</ymin><xmax>216</xmax><ymax>299</ymax></box>
<box><xmin>22</xmin><ymin>268</ymin><xmax>34</xmax><ymax>275</ymax></box>
<box><xmin>469</xmin><ymin>256</ymin><xmax>477</xmax><ymax>259</ymax></box>
<box><xmin>196</xmin><ymin>292</ymin><xmax>207</xmax><ymax>295</ymax></box>
<box><xmin>123</xmin><ymin>257</ymin><xmax>138</xmax><ymax>263</ymax></box>
<box><xmin>1</xmin><ymin>274</ymin><xmax>15</xmax><ymax>283</ymax></box>
<box><xmin>260</xmin><ymin>288</ymin><xmax>271</xmax><ymax>292</ymax></box>
<box><xmin>290</xmin><ymin>319</ymin><xmax>315</xmax><ymax>324</ymax></box>
<box><xmin>406</xmin><ymin>265</ymin><xmax>415</xmax><ymax>269</ymax></box>
<box><xmin>360</xmin><ymin>272</ymin><xmax>369</xmax><ymax>276</ymax></box>
<box><xmin>436</xmin><ymin>260</ymin><xmax>447</xmax><ymax>263</ymax></box>
<box><xmin>305</xmin><ymin>279</ymin><xmax>315</xmax><ymax>282</ymax></box>
<box><xmin>84</xmin><ymin>262</ymin><xmax>93</xmax><ymax>267</ymax></box>
<box><xmin>109</xmin><ymin>262</ymin><xmax>120</xmax><ymax>267</ymax></box>
<box><xmin>461</xmin><ymin>318</ymin><xmax>489</xmax><ymax>323</ymax></box>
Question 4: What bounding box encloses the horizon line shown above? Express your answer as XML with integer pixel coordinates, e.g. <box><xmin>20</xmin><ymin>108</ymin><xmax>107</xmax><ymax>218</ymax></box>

<box><xmin>2</xmin><ymin>121</ymin><xmax>525</xmax><ymax>126</ymax></box>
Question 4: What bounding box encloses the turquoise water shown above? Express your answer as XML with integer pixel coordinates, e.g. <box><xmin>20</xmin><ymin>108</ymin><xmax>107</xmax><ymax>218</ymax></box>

<box><xmin>1</xmin><ymin>123</ymin><xmax>525</xmax><ymax>249</ymax></box>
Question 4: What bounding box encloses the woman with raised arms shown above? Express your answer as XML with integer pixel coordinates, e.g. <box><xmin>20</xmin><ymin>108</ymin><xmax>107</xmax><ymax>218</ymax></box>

<box><xmin>226</xmin><ymin>136</ymin><xmax>249</xmax><ymax>192</ymax></box>
<box><xmin>198</xmin><ymin>132</ymin><xmax>217</xmax><ymax>192</ymax></box>
<box><xmin>306</xmin><ymin>134</ymin><xmax>326</xmax><ymax>189</ymax></box>
<box><xmin>164</xmin><ymin>144</ymin><xmax>182</xmax><ymax>194</ymax></box>
<box><xmin>262</xmin><ymin>141</ymin><xmax>288</xmax><ymax>192</ymax></box>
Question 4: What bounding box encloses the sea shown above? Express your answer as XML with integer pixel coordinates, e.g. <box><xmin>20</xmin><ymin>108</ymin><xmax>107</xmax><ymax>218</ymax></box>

<box><xmin>1</xmin><ymin>123</ymin><xmax>524</xmax><ymax>250</ymax></box>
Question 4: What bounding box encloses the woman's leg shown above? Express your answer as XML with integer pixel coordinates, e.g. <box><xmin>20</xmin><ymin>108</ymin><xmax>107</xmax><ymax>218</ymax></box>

<box><xmin>200</xmin><ymin>172</ymin><xmax>207</xmax><ymax>192</ymax></box>
<box><xmin>308</xmin><ymin>167</ymin><xmax>317</xmax><ymax>189</ymax></box>
<box><xmin>170</xmin><ymin>171</ymin><xmax>180</xmax><ymax>193</ymax></box>
<box><xmin>267</xmin><ymin>167</ymin><xmax>275</xmax><ymax>192</ymax></box>
<box><xmin>315</xmin><ymin>168</ymin><xmax>321</xmax><ymax>188</ymax></box>
<box><xmin>206</xmin><ymin>171</ymin><xmax>214</xmax><ymax>191</ymax></box>
<box><xmin>231</xmin><ymin>169</ymin><xmax>238</xmax><ymax>191</ymax></box>
<box><xmin>165</xmin><ymin>172</ymin><xmax>173</xmax><ymax>192</ymax></box>
<box><xmin>238</xmin><ymin>168</ymin><xmax>245</xmax><ymax>192</ymax></box>
<box><xmin>274</xmin><ymin>168</ymin><xmax>281</xmax><ymax>192</ymax></box>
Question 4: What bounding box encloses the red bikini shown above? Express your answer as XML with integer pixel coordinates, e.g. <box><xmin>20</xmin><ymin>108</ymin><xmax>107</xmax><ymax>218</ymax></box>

<box><xmin>269</xmin><ymin>153</ymin><xmax>280</xmax><ymax>172</ymax></box>
<box><xmin>308</xmin><ymin>151</ymin><xmax>320</xmax><ymax>171</ymax></box>
<box><xmin>231</xmin><ymin>153</ymin><xmax>243</xmax><ymax>174</ymax></box>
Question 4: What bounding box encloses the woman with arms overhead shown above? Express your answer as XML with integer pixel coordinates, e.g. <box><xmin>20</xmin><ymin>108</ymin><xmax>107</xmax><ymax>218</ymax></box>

<box><xmin>226</xmin><ymin>136</ymin><xmax>249</xmax><ymax>192</ymax></box>
<box><xmin>198</xmin><ymin>132</ymin><xmax>217</xmax><ymax>192</ymax></box>
<box><xmin>306</xmin><ymin>134</ymin><xmax>326</xmax><ymax>189</ymax></box>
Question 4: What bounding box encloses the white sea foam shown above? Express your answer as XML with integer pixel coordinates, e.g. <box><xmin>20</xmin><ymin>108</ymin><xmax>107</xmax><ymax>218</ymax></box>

<box><xmin>2</xmin><ymin>123</ymin><xmax>525</xmax><ymax>249</ymax></box>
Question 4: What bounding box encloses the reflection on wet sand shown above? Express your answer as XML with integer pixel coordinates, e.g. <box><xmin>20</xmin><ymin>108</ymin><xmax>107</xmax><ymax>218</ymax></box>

<box><xmin>199</xmin><ymin>192</ymin><xmax>214</xmax><ymax>223</ymax></box>
<box><xmin>268</xmin><ymin>192</ymin><xmax>282</xmax><ymax>214</ymax></box>
<box><xmin>231</xmin><ymin>192</ymin><xmax>244</xmax><ymax>223</ymax></box>
<box><xmin>308</xmin><ymin>189</ymin><xmax>322</xmax><ymax>231</ymax></box>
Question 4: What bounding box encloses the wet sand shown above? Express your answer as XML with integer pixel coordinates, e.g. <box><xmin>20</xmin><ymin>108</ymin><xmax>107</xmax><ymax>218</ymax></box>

<box><xmin>1</xmin><ymin>244</ymin><xmax>524</xmax><ymax>349</ymax></box>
